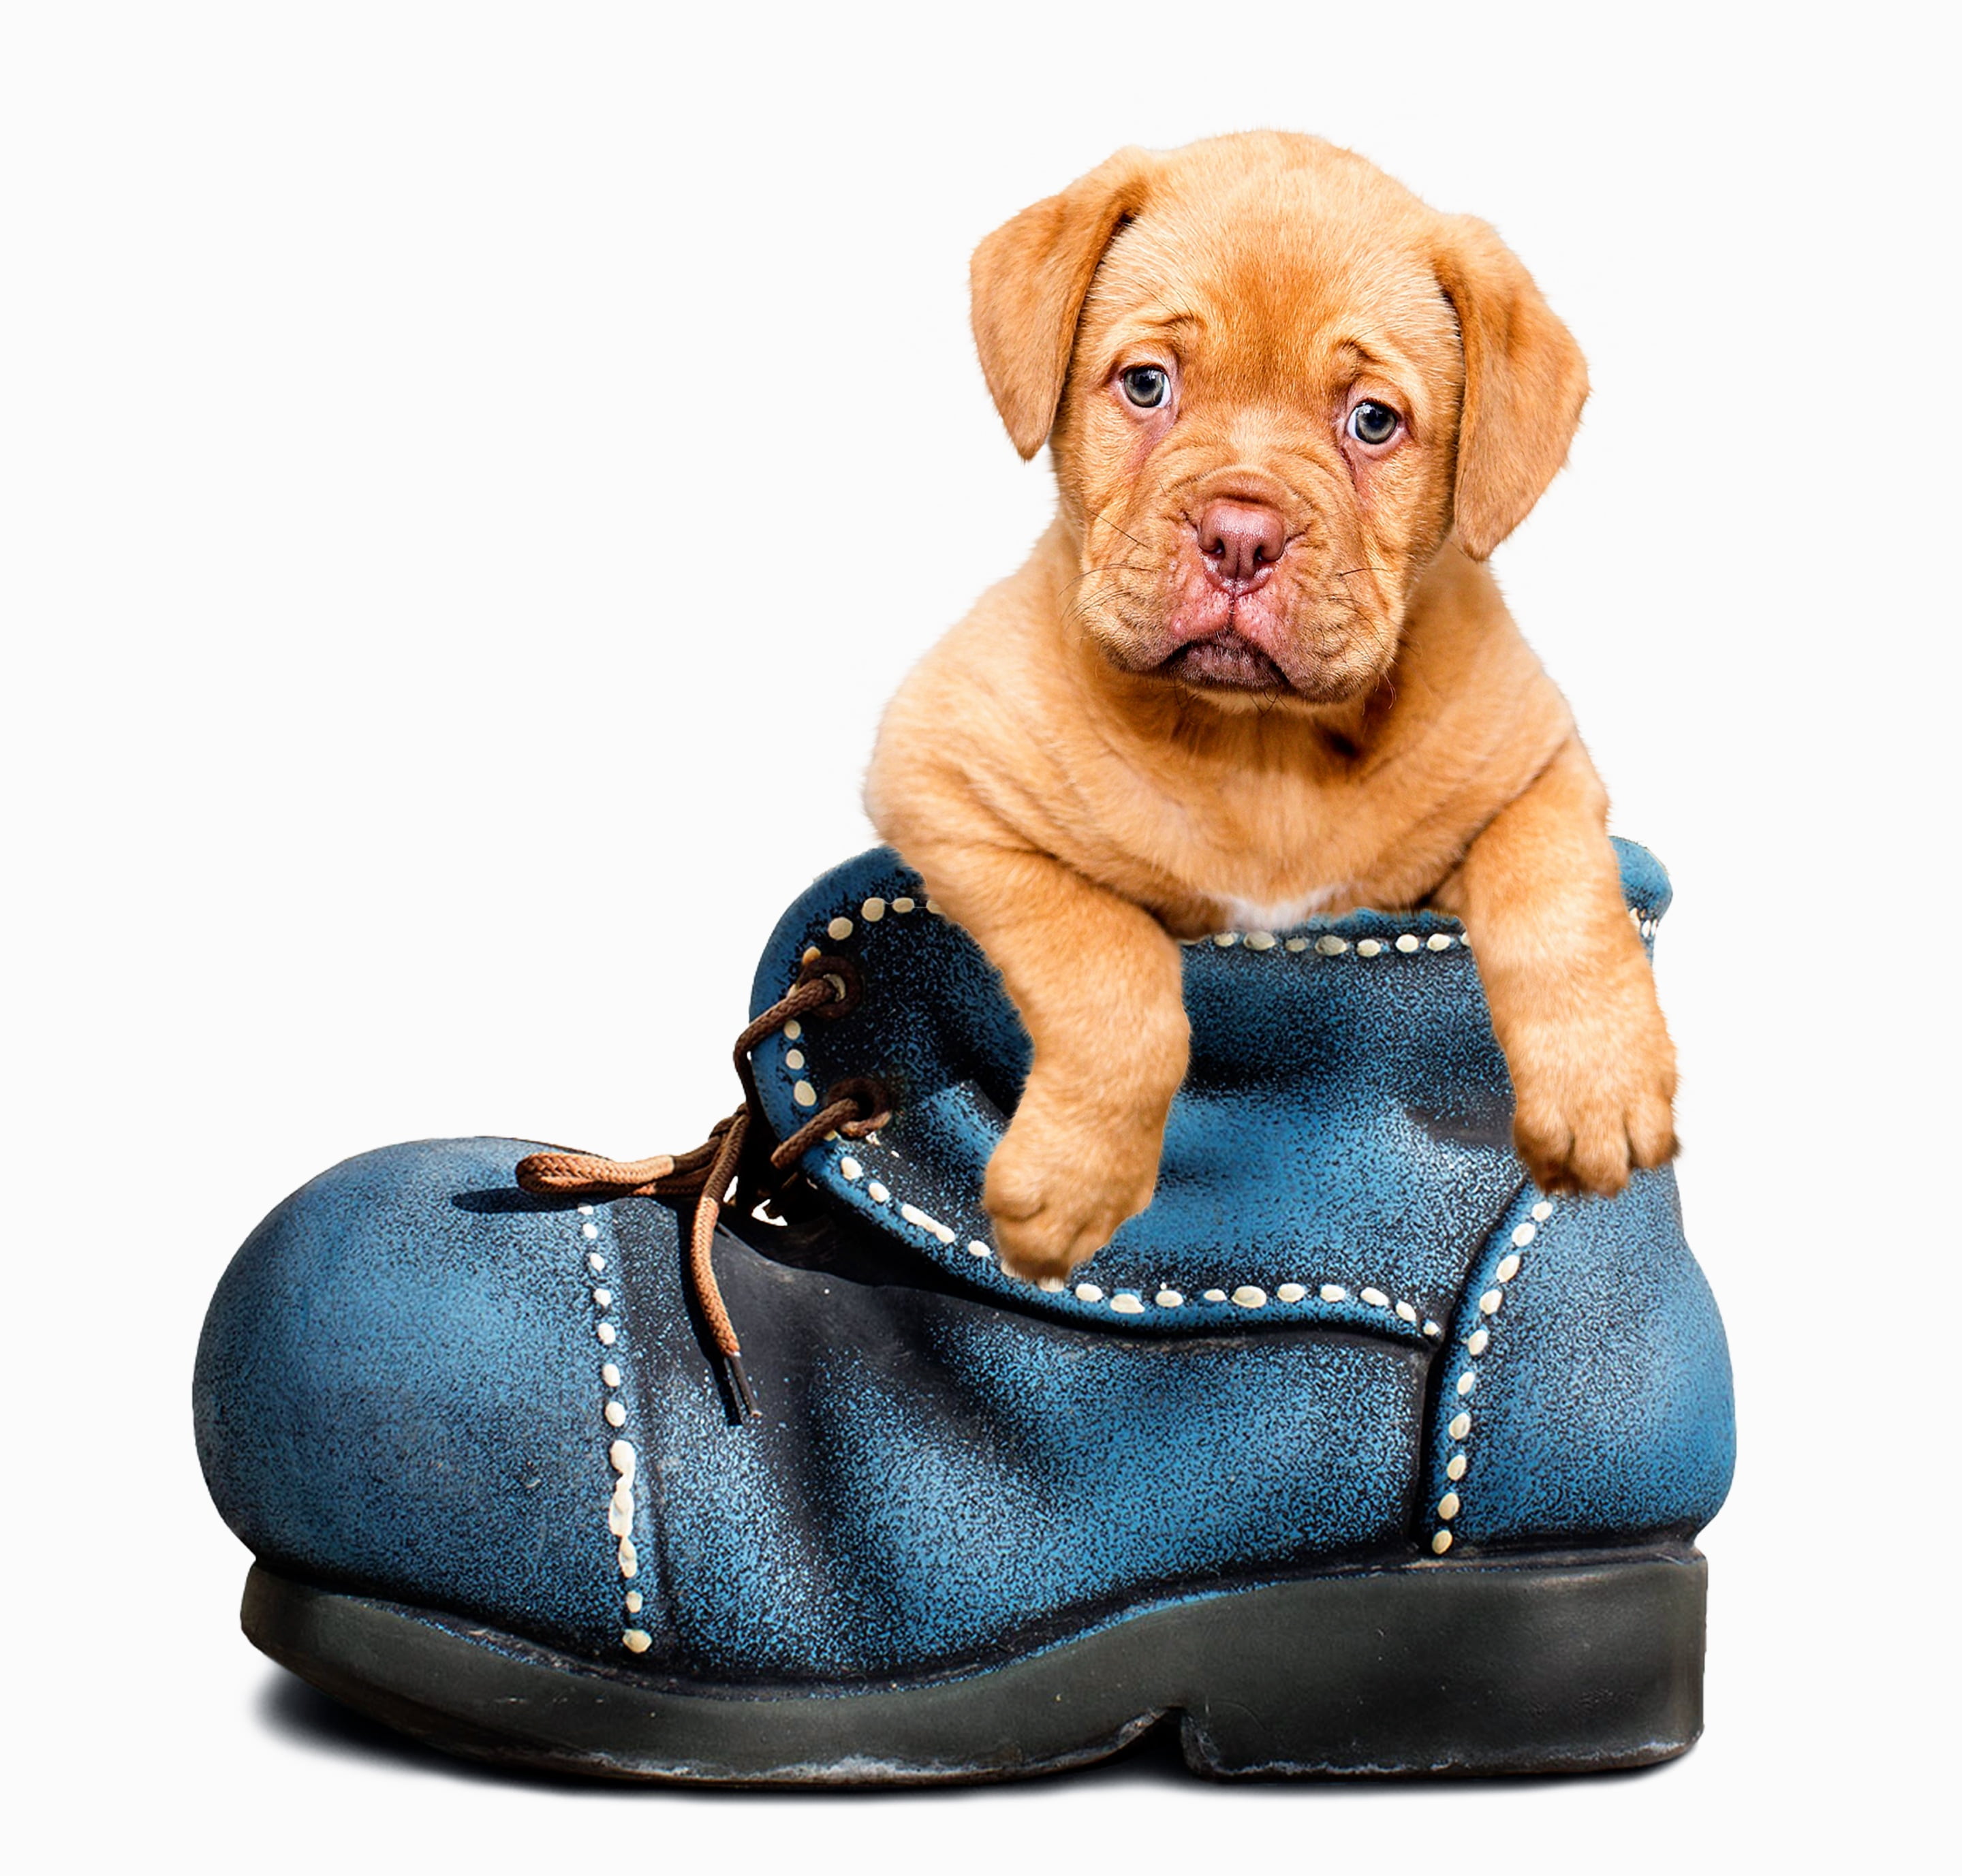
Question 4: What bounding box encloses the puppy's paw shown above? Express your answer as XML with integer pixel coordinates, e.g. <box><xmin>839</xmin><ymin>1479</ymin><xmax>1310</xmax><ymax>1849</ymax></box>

<box><xmin>1507</xmin><ymin>989</ymin><xmax>1679</xmax><ymax>1199</ymax></box>
<box><xmin>983</xmin><ymin>1098</ymin><xmax>1163</xmax><ymax>1285</ymax></box>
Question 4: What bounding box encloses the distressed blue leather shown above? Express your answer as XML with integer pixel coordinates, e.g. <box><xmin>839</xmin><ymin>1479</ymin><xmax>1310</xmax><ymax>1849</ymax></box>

<box><xmin>193</xmin><ymin>838</ymin><xmax>1732</xmax><ymax>1682</ymax></box>
<box><xmin>750</xmin><ymin>844</ymin><xmax>1669</xmax><ymax>1336</ymax></box>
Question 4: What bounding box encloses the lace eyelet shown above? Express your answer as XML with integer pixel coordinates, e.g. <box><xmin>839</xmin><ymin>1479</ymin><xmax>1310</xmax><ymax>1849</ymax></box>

<box><xmin>796</xmin><ymin>952</ymin><xmax>864</xmax><ymax>1020</ymax></box>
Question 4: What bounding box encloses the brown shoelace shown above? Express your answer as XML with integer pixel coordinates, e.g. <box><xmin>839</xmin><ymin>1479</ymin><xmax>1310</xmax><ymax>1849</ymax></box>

<box><xmin>514</xmin><ymin>954</ymin><xmax>888</xmax><ymax>1420</ymax></box>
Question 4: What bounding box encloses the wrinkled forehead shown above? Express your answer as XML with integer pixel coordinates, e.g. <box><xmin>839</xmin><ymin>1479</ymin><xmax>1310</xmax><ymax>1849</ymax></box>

<box><xmin>1080</xmin><ymin>174</ymin><xmax>1463</xmax><ymax>397</ymax></box>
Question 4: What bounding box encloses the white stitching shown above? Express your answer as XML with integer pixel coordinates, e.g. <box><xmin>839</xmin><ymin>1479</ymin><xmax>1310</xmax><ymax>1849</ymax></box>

<box><xmin>1429</xmin><ymin>1197</ymin><xmax>1555</xmax><ymax>1555</ymax></box>
<box><xmin>1180</xmin><ymin>903</ymin><xmax>1660</xmax><ymax>955</ymax></box>
<box><xmin>570</xmin><ymin>1204</ymin><xmax>652</xmax><ymax>1656</ymax></box>
<box><xmin>1186</xmin><ymin>928</ymin><xmax>1476</xmax><ymax>952</ymax></box>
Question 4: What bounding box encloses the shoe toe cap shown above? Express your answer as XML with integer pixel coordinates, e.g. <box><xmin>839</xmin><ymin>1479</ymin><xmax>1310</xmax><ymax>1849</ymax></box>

<box><xmin>193</xmin><ymin>1138</ymin><xmax>638</xmax><ymax>1655</ymax></box>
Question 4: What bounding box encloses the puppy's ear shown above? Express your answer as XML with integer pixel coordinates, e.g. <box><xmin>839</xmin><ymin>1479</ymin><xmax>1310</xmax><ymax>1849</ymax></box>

<box><xmin>1433</xmin><ymin>216</ymin><xmax>1589</xmax><ymax>559</ymax></box>
<box><xmin>971</xmin><ymin>148</ymin><xmax>1155</xmax><ymax>458</ymax></box>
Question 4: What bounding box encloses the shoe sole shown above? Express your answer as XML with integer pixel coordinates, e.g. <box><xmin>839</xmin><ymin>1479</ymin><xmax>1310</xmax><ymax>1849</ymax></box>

<box><xmin>243</xmin><ymin>1545</ymin><xmax>1706</xmax><ymax>1785</ymax></box>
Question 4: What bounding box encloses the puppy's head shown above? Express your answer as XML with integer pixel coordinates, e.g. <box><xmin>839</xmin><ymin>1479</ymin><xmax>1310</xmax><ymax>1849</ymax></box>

<box><xmin>972</xmin><ymin>134</ymin><xmax>1587</xmax><ymax>708</ymax></box>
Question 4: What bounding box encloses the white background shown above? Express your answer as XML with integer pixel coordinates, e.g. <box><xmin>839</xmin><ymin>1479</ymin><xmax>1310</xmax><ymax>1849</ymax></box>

<box><xmin>5</xmin><ymin>2</ymin><xmax>1955</xmax><ymax>1869</ymax></box>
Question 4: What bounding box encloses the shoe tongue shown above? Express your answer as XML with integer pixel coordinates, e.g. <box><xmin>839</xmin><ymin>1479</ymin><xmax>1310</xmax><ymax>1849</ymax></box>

<box><xmin>749</xmin><ymin>843</ymin><xmax>1669</xmax><ymax>1339</ymax></box>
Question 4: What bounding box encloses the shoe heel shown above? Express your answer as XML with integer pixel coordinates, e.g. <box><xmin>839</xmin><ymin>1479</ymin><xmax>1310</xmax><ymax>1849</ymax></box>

<box><xmin>1175</xmin><ymin>1548</ymin><xmax>1706</xmax><ymax>1776</ymax></box>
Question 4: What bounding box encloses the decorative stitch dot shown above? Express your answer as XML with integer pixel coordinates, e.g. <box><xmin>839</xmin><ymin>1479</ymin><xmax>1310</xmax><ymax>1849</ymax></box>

<box><xmin>623</xmin><ymin>1629</ymin><xmax>652</xmax><ymax>1654</ymax></box>
<box><xmin>1357</xmin><ymin>939</ymin><xmax>1383</xmax><ymax>957</ymax></box>
<box><xmin>1446</xmin><ymin>1454</ymin><xmax>1467</xmax><ymax>1482</ymax></box>
<box><xmin>783</xmin><ymin>1020</ymin><xmax>801</xmax><ymax>1041</ymax></box>
<box><xmin>577</xmin><ymin>1204</ymin><xmax>595</xmax><ymax>1217</ymax></box>
<box><xmin>1202</xmin><ymin>1287</ymin><xmax>1228</xmax><ymax>1303</ymax></box>
<box><xmin>602</xmin><ymin>1362</ymin><xmax>621</xmax><ymax>1388</ymax></box>
<box><xmin>1156</xmin><ymin>1289</ymin><xmax>1185</xmax><ymax>1308</ymax></box>
<box><xmin>1465</xmin><ymin>1329</ymin><xmax>1489</xmax><ymax>1356</ymax></box>
<box><xmin>597</xmin><ymin>1323</ymin><xmax>616</xmax><ymax>1345</ymax></box>
<box><xmin>968</xmin><ymin>1240</ymin><xmax>991</xmax><ymax>1258</ymax></box>
<box><xmin>1075</xmin><ymin>1282</ymin><xmax>1104</xmax><ymax>1302</ymax></box>
<box><xmin>604</xmin><ymin>1401</ymin><xmax>626</xmax><ymax>1428</ymax></box>
<box><xmin>839</xmin><ymin>1156</ymin><xmax>862</xmax><ymax>1181</ymax></box>
<box><xmin>1431</xmin><ymin>1531</ymin><xmax>1454</xmax><ymax>1555</ymax></box>
<box><xmin>1276</xmin><ymin>1282</ymin><xmax>1306</xmax><ymax>1302</ymax></box>
<box><xmin>1360</xmin><ymin>1287</ymin><xmax>1389</xmax><ymax>1308</ymax></box>
<box><xmin>1457</xmin><ymin>1372</ymin><xmax>1477</xmax><ymax>1397</ymax></box>
<box><xmin>826</xmin><ymin>916</ymin><xmax>854</xmax><ymax>941</ymax></box>
<box><xmin>1316</xmin><ymin>935</ymin><xmax>1348</xmax><ymax>955</ymax></box>
<box><xmin>784</xmin><ymin>1048</ymin><xmax>805</xmax><ymax>1070</ymax></box>
<box><xmin>1285</xmin><ymin>937</ymin><xmax>1309</xmax><ymax>952</ymax></box>
<box><xmin>792</xmin><ymin>1080</ymin><xmax>817</xmax><ymax>1108</ymax></box>
<box><xmin>1427</xmin><ymin>933</ymin><xmax>1454</xmax><ymax>951</ymax></box>
<box><xmin>1437</xmin><ymin>1491</ymin><xmax>1461</xmax><ymax>1520</ymax></box>
<box><xmin>1531</xmin><ymin>1200</ymin><xmax>1553</xmax><ymax>1222</ymax></box>
<box><xmin>593</xmin><ymin>1288</ymin><xmax>612</xmax><ymax>1308</ymax></box>
<box><xmin>867</xmin><ymin>1181</ymin><xmax>890</xmax><ymax>1204</ymax></box>
<box><xmin>1495</xmin><ymin>1253</ymin><xmax>1521</xmax><ymax>1282</ymax></box>
<box><xmin>1478</xmin><ymin>1289</ymin><xmax>1502</xmax><ymax>1315</ymax></box>
<box><xmin>581</xmin><ymin>1221</ymin><xmax>599</xmax><ymax>1240</ymax></box>
<box><xmin>1232</xmin><ymin>1285</ymin><xmax>1268</xmax><ymax>1308</ymax></box>
<box><xmin>1214</xmin><ymin>933</ymin><xmax>1239</xmax><ymax>948</ymax></box>
<box><xmin>1244</xmin><ymin>931</ymin><xmax>1276</xmax><ymax>951</ymax></box>
<box><xmin>1512</xmin><ymin>1222</ymin><xmax>1536</xmax><ymax>1248</ymax></box>
<box><xmin>588</xmin><ymin>1253</ymin><xmax>606</xmax><ymax>1274</ymax></box>
<box><xmin>1395</xmin><ymin>1301</ymin><xmax>1418</xmax><ymax>1324</ymax></box>
<box><xmin>892</xmin><ymin>896</ymin><xmax>916</xmax><ymax>913</ymax></box>
<box><xmin>1395</xmin><ymin>934</ymin><xmax>1420</xmax><ymax>954</ymax></box>
<box><xmin>1448</xmin><ymin>1411</ymin><xmax>1472</xmax><ymax>1440</ymax></box>
<box><xmin>1110</xmin><ymin>1294</ymin><xmax>1145</xmax><ymax>1315</ymax></box>
<box><xmin>1320</xmin><ymin>1283</ymin><xmax>1347</xmax><ymax>1302</ymax></box>
<box><xmin>862</xmin><ymin>898</ymin><xmax>886</xmax><ymax>922</ymax></box>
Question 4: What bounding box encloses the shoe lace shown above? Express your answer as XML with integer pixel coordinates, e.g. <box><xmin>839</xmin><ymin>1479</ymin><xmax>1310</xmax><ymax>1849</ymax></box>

<box><xmin>514</xmin><ymin>953</ymin><xmax>889</xmax><ymax>1421</ymax></box>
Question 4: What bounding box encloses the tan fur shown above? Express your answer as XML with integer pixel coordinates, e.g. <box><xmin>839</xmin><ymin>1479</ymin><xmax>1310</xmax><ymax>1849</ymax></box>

<box><xmin>866</xmin><ymin>133</ymin><xmax>1675</xmax><ymax>1282</ymax></box>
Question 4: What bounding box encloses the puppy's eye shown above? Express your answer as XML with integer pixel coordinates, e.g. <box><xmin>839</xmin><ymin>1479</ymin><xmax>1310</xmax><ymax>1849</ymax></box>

<box><xmin>1119</xmin><ymin>366</ymin><xmax>1170</xmax><ymax>409</ymax></box>
<box><xmin>1348</xmin><ymin>401</ymin><xmax>1400</xmax><ymax>446</ymax></box>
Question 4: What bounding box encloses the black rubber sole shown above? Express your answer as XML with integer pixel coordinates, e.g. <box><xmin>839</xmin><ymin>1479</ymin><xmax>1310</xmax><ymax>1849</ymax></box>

<box><xmin>243</xmin><ymin>1546</ymin><xmax>1706</xmax><ymax>1785</ymax></box>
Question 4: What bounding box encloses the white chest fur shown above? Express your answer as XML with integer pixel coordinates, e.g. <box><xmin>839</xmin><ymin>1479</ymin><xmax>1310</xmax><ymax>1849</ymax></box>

<box><xmin>1221</xmin><ymin>881</ymin><xmax>1352</xmax><ymax>931</ymax></box>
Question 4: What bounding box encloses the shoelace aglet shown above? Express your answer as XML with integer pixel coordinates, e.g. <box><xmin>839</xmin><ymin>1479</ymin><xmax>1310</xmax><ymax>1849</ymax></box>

<box><xmin>719</xmin><ymin>1349</ymin><xmax>760</xmax><ymax>1422</ymax></box>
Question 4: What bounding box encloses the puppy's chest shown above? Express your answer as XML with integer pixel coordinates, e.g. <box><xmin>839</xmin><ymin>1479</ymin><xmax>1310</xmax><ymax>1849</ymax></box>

<box><xmin>1136</xmin><ymin>798</ymin><xmax>1376</xmax><ymax>935</ymax></box>
<box><xmin>1217</xmin><ymin>881</ymin><xmax>1356</xmax><ymax>932</ymax></box>
<box><xmin>1076</xmin><ymin>753</ymin><xmax>1448</xmax><ymax>937</ymax></box>
<box><xmin>1145</xmin><ymin>839</ymin><xmax>1367</xmax><ymax>938</ymax></box>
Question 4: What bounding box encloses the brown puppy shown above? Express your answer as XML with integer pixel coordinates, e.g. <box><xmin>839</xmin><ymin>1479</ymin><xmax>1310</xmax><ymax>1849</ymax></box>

<box><xmin>865</xmin><ymin>132</ymin><xmax>1676</xmax><ymax>1284</ymax></box>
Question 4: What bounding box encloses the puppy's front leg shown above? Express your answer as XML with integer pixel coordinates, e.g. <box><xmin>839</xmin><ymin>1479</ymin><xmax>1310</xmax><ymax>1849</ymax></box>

<box><xmin>901</xmin><ymin>839</ymin><xmax>1189</xmax><ymax>1282</ymax></box>
<box><xmin>1434</xmin><ymin>739</ymin><xmax>1678</xmax><ymax>1196</ymax></box>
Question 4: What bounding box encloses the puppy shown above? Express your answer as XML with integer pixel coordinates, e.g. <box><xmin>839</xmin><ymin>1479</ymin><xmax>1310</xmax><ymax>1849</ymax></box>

<box><xmin>865</xmin><ymin>132</ymin><xmax>1676</xmax><ymax>1284</ymax></box>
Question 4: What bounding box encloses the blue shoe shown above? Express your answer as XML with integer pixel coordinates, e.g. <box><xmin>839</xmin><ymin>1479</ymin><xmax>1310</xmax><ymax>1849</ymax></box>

<box><xmin>193</xmin><ymin>839</ymin><xmax>1734</xmax><ymax>1783</ymax></box>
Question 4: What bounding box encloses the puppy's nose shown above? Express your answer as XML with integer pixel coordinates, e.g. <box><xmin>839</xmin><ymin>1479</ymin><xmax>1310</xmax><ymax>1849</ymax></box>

<box><xmin>1198</xmin><ymin>501</ymin><xmax>1288</xmax><ymax>588</ymax></box>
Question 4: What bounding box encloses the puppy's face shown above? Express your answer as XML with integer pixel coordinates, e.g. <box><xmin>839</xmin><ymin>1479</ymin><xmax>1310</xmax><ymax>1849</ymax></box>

<box><xmin>1052</xmin><ymin>191</ymin><xmax>1463</xmax><ymax>705</ymax></box>
<box><xmin>972</xmin><ymin>136</ymin><xmax>1588</xmax><ymax>710</ymax></box>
